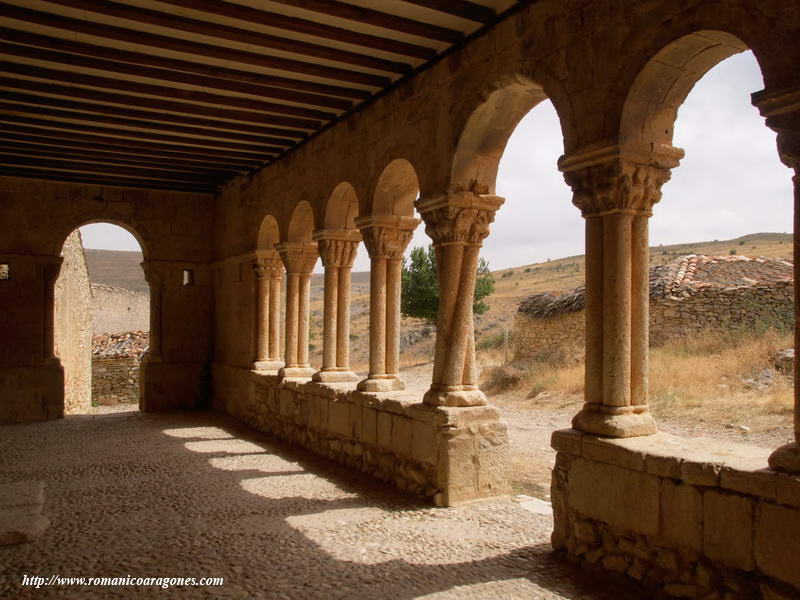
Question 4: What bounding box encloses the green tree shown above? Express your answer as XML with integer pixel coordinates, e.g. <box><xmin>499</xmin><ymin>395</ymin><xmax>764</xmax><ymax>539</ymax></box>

<box><xmin>401</xmin><ymin>244</ymin><xmax>495</xmax><ymax>324</ymax></box>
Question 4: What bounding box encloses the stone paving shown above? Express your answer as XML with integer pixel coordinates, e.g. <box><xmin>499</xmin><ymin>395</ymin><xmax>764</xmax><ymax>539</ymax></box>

<box><xmin>0</xmin><ymin>410</ymin><xmax>643</xmax><ymax>599</ymax></box>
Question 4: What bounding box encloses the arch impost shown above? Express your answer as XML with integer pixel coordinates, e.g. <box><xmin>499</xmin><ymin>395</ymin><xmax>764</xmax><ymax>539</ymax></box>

<box><xmin>355</xmin><ymin>215</ymin><xmax>419</xmax><ymax>259</ymax></box>
<box><xmin>276</xmin><ymin>241</ymin><xmax>318</xmax><ymax>275</ymax></box>
<box><xmin>752</xmin><ymin>83</ymin><xmax>800</xmax><ymax>120</ymax></box>
<box><xmin>559</xmin><ymin>143</ymin><xmax>678</xmax><ymax>217</ymax></box>
<box><xmin>416</xmin><ymin>192</ymin><xmax>505</xmax><ymax>246</ymax></box>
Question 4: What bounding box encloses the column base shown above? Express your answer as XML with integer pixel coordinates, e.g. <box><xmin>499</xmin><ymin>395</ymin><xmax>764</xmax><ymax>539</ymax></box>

<box><xmin>423</xmin><ymin>385</ymin><xmax>487</xmax><ymax>407</ymax></box>
<box><xmin>278</xmin><ymin>366</ymin><xmax>316</xmax><ymax>379</ymax></box>
<box><xmin>312</xmin><ymin>369</ymin><xmax>359</xmax><ymax>383</ymax></box>
<box><xmin>253</xmin><ymin>359</ymin><xmax>284</xmax><ymax>373</ymax></box>
<box><xmin>768</xmin><ymin>442</ymin><xmax>800</xmax><ymax>474</ymax></box>
<box><xmin>357</xmin><ymin>375</ymin><xmax>405</xmax><ymax>392</ymax></box>
<box><xmin>572</xmin><ymin>404</ymin><xmax>657</xmax><ymax>438</ymax></box>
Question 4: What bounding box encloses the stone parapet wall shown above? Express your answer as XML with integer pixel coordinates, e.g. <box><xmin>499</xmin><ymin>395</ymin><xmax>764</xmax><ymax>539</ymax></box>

<box><xmin>92</xmin><ymin>284</ymin><xmax>149</xmax><ymax>335</ymax></box>
<box><xmin>515</xmin><ymin>282</ymin><xmax>794</xmax><ymax>361</ymax></box>
<box><xmin>550</xmin><ymin>430</ymin><xmax>800</xmax><ymax>599</ymax></box>
<box><xmin>216</xmin><ymin>363</ymin><xmax>510</xmax><ymax>506</ymax></box>
<box><xmin>92</xmin><ymin>357</ymin><xmax>140</xmax><ymax>406</ymax></box>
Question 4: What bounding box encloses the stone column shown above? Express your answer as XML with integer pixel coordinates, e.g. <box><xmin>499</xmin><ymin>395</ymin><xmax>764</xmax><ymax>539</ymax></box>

<box><xmin>141</xmin><ymin>261</ymin><xmax>163</xmax><ymax>363</ymax></box>
<box><xmin>41</xmin><ymin>258</ymin><xmax>63</xmax><ymax>363</ymax></box>
<box><xmin>312</xmin><ymin>229</ymin><xmax>361</xmax><ymax>383</ymax></box>
<box><xmin>416</xmin><ymin>192</ymin><xmax>504</xmax><ymax>406</ymax></box>
<box><xmin>355</xmin><ymin>215</ymin><xmax>419</xmax><ymax>392</ymax></box>
<box><xmin>559</xmin><ymin>144</ymin><xmax>680</xmax><ymax>437</ymax></box>
<box><xmin>753</xmin><ymin>86</ymin><xmax>800</xmax><ymax>473</ymax></box>
<box><xmin>276</xmin><ymin>242</ymin><xmax>318</xmax><ymax>379</ymax></box>
<box><xmin>252</xmin><ymin>254</ymin><xmax>284</xmax><ymax>372</ymax></box>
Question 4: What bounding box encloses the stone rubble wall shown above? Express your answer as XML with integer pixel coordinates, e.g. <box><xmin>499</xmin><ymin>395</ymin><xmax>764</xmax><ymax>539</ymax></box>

<box><xmin>215</xmin><ymin>364</ymin><xmax>510</xmax><ymax>506</ymax></box>
<box><xmin>92</xmin><ymin>283</ymin><xmax>149</xmax><ymax>335</ymax></box>
<box><xmin>515</xmin><ymin>282</ymin><xmax>794</xmax><ymax>362</ymax></box>
<box><xmin>91</xmin><ymin>357</ymin><xmax>140</xmax><ymax>406</ymax></box>
<box><xmin>54</xmin><ymin>230</ymin><xmax>92</xmax><ymax>414</ymax></box>
<box><xmin>551</xmin><ymin>430</ymin><xmax>800</xmax><ymax>599</ymax></box>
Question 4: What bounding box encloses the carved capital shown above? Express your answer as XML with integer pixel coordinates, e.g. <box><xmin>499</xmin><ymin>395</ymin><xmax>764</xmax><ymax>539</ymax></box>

<box><xmin>354</xmin><ymin>215</ymin><xmax>419</xmax><ymax>259</ymax></box>
<box><xmin>312</xmin><ymin>229</ymin><xmax>361</xmax><ymax>267</ymax></box>
<box><xmin>276</xmin><ymin>242</ymin><xmax>318</xmax><ymax>274</ymax></box>
<box><xmin>252</xmin><ymin>255</ymin><xmax>283</xmax><ymax>279</ymax></box>
<box><xmin>563</xmin><ymin>162</ymin><xmax>671</xmax><ymax>216</ymax></box>
<box><xmin>752</xmin><ymin>84</ymin><xmax>800</xmax><ymax>170</ymax></box>
<box><xmin>416</xmin><ymin>192</ymin><xmax>504</xmax><ymax>246</ymax></box>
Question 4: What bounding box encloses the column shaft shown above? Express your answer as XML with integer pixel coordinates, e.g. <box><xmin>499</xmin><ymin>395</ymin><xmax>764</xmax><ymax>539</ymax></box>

<box><xmin>385</xmin><ymin>257</ymin><xmax>402</xmax><ymax>377</ymax></box>
<box><xmin>269</xmin><ymin>276</ymin><xmax>282</xmax><ymax>360</ymax></box>
<box><xmin>630</xmin><ymin>214</ymin><xmax>650</xmax><ymax>406</ymax></box>
<box><xmin>255</xmin><ymin>274</ymin><xmax>270</xmax><ymax>363</ymax></box>
<box><xmin>337</xmin><ymin>265</ymin><xmax>352</xmax><ymax>369</ymax></box>
<box><xmin>321</xmin><ymin>265</ymin><xmax>339</xmax><ymax>370</ymax></box>
<box><xmin>298</xmin><ymin>273</ymin><xmax>311</xmax><ymax>367</ymax></box>
<box><xmin>284</xmin><ymin>273</ymin><xmax>299</xmax><ymax>368</ymax></box>
<box><xmin>584</xmin><ymin>216</ymin><xmax>604</xmax><ymax>406</ymax></box>
<box><xmin>368</xmin><ymin>257</ymin><xmax>387</xmax><ymax>378</ymax></box>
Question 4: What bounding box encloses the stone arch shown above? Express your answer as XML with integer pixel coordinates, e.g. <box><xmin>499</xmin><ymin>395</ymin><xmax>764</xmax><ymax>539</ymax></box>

<box><xmin>324</xmin><ymin>182</ymin><xmax>359</xmax><ymax>230</ymax></box>
<box><xmin>371</xmin><ymin>159</ymin><xmax>420</xmax><ymax>218</ymax></box>
<box><xmin>257</xmin><ymin>214</ymin><xmax>280</xmax><ymax>250</ymax></box>
<box><xmin>450</xmin><ymin>76</ymin><xmax>560</xmax><ymax>195</ymax></box>
<box><xmin>286</xmin><ymin>201</ymin><xmax>315</xmax><ymax>242</ymax></box>
<box><xmin>57</xmin><ymin>218</ymin><xmax>150</xmax><ymax>261</ymax></box>
<box><xmin>620</xmin><ymin>30</ymin><xmax>751</xmax><ymax>148</ymax></box>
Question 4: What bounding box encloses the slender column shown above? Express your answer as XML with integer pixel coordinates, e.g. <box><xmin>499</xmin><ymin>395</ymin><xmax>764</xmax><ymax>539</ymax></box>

<box><xmin>355</xmin><ymin>215</ymin><xmax>419</xmax><ymax>392</ymax></box>
<box><xmin>141</xmin><ymin>261</ymin><xmax>163</xmax><ymax>363</ymax></box>
<box><xmin>253</xmin><ymin>254</ymin><xmax>284</xmax><ymax>372</ymax></box>
<box><xmin>277</xmin><ymin>242</ymin><xmax>318</xmax><ymax>379</ymax></box>
<box><xmin>312</xmin><ymin>230</ymin><xmax>360</xmax><ymax>383</ymax></box>
<box><xmin>560</xmin><ymin>146</ymin><xmax>679</xmax><ymax>437</ymax></box>
<box><xmin>41</xmin><ymin>258</ymin><xmax>63</xmax><ymax>362</ymax></box>
<box><xmin>416</xmin><ymin>193</ymin><xmax>504</xmax><ymax>406</ymax></box>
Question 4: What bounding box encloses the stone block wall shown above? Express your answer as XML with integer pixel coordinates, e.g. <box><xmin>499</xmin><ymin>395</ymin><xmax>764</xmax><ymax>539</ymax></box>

<box><xmin>91</xmin><ymin>357</ymin><xmax>140</xmax><ymax>406</ymax></box>
<box><xmin>92</xmin><ymin>284</ymin><xmax>149</xmax><ymax>335</ymax></box>
<box><xmin>515</xmin><ymin>282</ymin><xmax>794</xmax><ymax>362</ymax></box>
<box><xmin>217</xmin><ymin>364</ymin><xmax>510</xmax><ymax>506</ymax></box>
<box><xmin>551</xmin><ymin>430</ymin><xmax>800</xmax><ymax>599</ymax></box>
<box><xmin>54</xmin><ymin>230</ymin><xmax>92</xmax><ymax>414</ymax></box>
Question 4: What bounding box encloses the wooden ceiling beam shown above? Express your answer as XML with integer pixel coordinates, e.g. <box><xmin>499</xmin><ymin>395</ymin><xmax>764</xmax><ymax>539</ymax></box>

<box><xmin>402</xmin><ymin>0</ymin><xmax>496</xmax><ymax>23</ymax></box>
<box><xmin>0</xmin><ymin>142</ymin><xmax>243</xmax><ymax>174</ymax></box>
<box><xmin>45</xmin><ymin>0</ymin><xmax>412</xmax><ymax>74</ymax></box>
<box><xmin>0</xmin><ymin>27</ymin><xmax>370</xmax><ymax>100</ymax></box>
<box><xmin>0</xmin><ymin>113</ymin><xmax>285</xmax><ymax>154</ymax></box>
<box><xmin>0</xmin><ymin>122</ymin><xmax>273</xmax><ymax>163</ymax></box>
<box><xmin>156</xmin><ymin>0</ymin><xmax>436</xmax><ymax>60</ymax></box>
<box><xmin>0</xmin><ymin>100</ymin><xmax>296</xmax><ymax>148</ymax></box>
<box><xmin>0</xmin><ymin>76</ymin><xmax>318</xmax><ymax>132</ymax></box>
<box><xmin>0</xmin><ymin>132</ymin><xmax>259</xmax><ymax>169</ymax></box>
<box><xmin>0</xmin><ymin>168</ymin><xmax>215</xmax><ymax>193</ymax></box>
<box><xmin>0</xmin><ymin>40</ymin><xmax>352</xmax><ymax>110</ymax></box>
<box><xmin>267</xmin><ymin>0</ymin><xmax>463</xmax><ymax>43</ymax></box>
<box><xmin>0</xmin><ymin>90</ymin><xmax>305</xmax><ymax>141</ymax></box>
<box><xmin>0</xmin><ymin>154</ymin><xmax>225</xmax><ymax>184</ymax></box>
<box><xmin>0</xmin><ymin>3</ymin><xmax>391</xmax><ymax>87</ymax></box>
<box><xmin>0</xmin><ymin>61</ymin><xmax>332</xmax><ymax>124</ymax></box>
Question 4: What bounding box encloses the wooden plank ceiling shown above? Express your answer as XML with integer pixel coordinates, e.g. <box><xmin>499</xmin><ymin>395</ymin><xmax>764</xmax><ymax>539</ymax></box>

<box><xmin>0</xmin><ymin>0</ymin><xmax>519</xmax><ymax>193</ymax></box>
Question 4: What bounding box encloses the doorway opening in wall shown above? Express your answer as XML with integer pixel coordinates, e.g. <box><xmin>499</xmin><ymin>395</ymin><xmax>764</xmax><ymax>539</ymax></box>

<box><xmin>54</xmin><ymin>222</ymin><xmax>150</xmax><ymax>415</ymax></box>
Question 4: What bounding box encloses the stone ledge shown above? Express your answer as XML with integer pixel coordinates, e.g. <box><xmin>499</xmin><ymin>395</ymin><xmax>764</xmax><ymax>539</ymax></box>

<box><xmin>551</xmin><ymin>429</ymin><xmax>791</xmax><ymax>506</ymax></box>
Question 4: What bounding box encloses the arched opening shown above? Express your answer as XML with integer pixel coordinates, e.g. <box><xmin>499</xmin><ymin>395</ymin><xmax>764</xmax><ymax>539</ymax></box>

<box><xmin>287</xmin><ymin>200</ymin><xmax>315</xmax><ymax>243</ymax></box>
<box><xmin>622</xmin><ymin>36</ymin><xmax>795</xmax><ymax>445</ymax></box>
<box><xmin>55</xmin><ymin>222</ymin><xmax>149</xmax><ymax>414</ymax></box>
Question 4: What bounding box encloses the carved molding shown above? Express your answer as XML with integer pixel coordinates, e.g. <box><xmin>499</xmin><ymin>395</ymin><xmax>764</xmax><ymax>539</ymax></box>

<box><xmin>416</xmin><ymin>192</ymin><xmax>504</xmax><ymax>246</ymax></box>
<box><xmin>355</xmin><ymin>215</ymin><xmax>419</xmax><ymax>259</ymax></box>
<box><xmin>252</xmin><ymin>255</ymin><xmax>283</xmax><ymax>279</ymax></box>
<box><xmin>276</xmin><ymin>242</ymin><xmax>318</xmax><ymax>274</ymax></box>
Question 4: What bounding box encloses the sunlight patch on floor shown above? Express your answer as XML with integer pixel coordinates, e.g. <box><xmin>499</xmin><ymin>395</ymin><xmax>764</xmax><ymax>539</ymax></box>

<box><xmin>239</xmin><ymin>473</ymin><xmax>358</xmax><ymax>501</ymax></box>
<box><xmin>209</xmin><ymin>453</ymin><xmax>302</xmax><ymax>473</ymax></box>
<box><xmin>184</xmin><ymin>439</ymin><xmax>267</xmax><ymax>454</ymax></box>
<box><xmin>162</xmin><ymin>426</ymin><xmax>234</xmax><ymax>439</ymax></box>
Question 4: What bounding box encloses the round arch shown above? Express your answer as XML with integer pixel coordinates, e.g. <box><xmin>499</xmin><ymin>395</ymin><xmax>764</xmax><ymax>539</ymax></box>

<box><xmin>324</xmin><ymin>182</ymin><xmax>359</xmax><ymax>230</ymax></box>
<box><xmin>257</xmin><ymin>214</ymin><xmax>280</xmax><ymax>250</ymax></box>
<box><xmin>620</xmin><ymin>30</ymin><xmax>751</xmax><ymax>147</ymax></box>
<box><xmin>287</xmin><ymin>201</ymin><xmax>315</xmax><ymax>242</ymax></box>
<box><xmin>57</xmin><ymin>218</ymin><xmax>150</xmax><ymax>261</ymax></box>
<box><xmin>371</xmin><ymin>159</ymin><xmax>420</xmax><ymax>217</ymax></box>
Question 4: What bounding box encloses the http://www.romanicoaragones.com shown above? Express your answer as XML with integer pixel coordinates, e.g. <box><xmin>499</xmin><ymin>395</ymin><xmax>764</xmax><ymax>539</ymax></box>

<box><xmin>21</xmin><ymin>574</ymin><xmax>225</xmax><ymax>590</ymax></box>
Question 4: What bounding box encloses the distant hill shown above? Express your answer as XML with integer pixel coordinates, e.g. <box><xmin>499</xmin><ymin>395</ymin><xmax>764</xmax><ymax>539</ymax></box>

<box><xmin>84</xmin><ymin>249</ymin><xmax>147</xmax><ymax>293</ymax></box>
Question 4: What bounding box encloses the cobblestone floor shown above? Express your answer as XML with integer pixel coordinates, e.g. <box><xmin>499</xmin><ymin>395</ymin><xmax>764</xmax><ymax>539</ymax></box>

<box><xmin>0</xmin><ymin>410</ymin><xmax>644</xmax><ymax>599</ymax></box>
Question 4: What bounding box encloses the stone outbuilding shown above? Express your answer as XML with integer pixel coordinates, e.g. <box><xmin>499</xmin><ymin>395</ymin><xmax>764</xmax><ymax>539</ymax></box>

<box><xmin>515</xmin><ymin>254</ymin><xmax>795</xmax><ymax>362</ymax></box>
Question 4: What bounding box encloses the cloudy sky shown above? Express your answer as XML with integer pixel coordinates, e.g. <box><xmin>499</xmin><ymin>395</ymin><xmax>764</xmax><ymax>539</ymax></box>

<box><xmin>81</xmin><ymin>50</ymin><xmax>793</xmax><ymax>272</ymax></box>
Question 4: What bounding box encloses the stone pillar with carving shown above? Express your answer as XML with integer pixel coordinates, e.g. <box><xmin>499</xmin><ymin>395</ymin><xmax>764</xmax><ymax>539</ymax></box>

<box><xmin>312</xmin><ymin>229</ymin><xmax>361</xmax><ymax>383</ymax></box>
<box><xmin>141</xmin><ymin>261</ymin><xmax>163</xmax><ymax>363</ymax></box>
<box><xmin>559</xmin><ymin>144</ymin><xmax>681</xmax><ymax>437</ymax></box>
<box><xmin>754</xmin><ymin>85</ymin><xmax>800</xmax><ymax>473</ymax></box>
<box><xmin>415</xmin><ymin>193</ymin><xmax>503</xmax><ymax>406</ymax></box>
<box><xmin>355</xmin><ymin>215</ymin><xmax>419</xmax><ymax>392</ymax></box>
<box><xmin>276</xmin><ymin>242</ymin><xmax>318</xmax><ymax>379</ymax></box>
<box><xmin>252</xmin><ymin>254</ymin><xmax>284</xmax><ymax>372</ymax></box>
